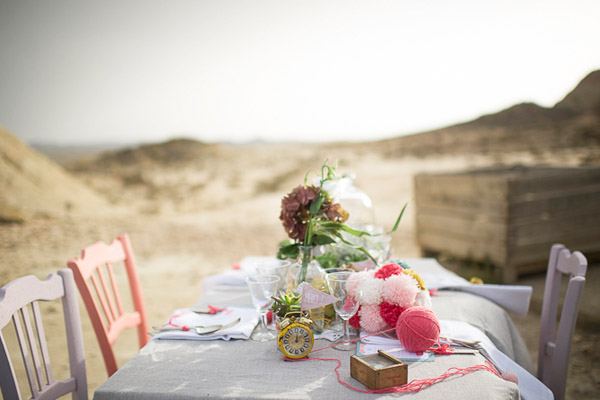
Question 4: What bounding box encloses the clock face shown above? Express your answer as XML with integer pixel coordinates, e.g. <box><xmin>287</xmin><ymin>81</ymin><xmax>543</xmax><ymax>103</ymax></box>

<box><xmin>278</xmin><ymin>323</ymin><xmax>314</xmax><ymax>359</ymax></box>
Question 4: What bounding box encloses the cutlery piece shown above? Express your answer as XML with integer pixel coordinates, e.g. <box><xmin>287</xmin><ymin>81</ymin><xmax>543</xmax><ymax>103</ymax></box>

<box><xmin>151</xmin><ymin>317</ymin><xmax>241</xmax><ymax>336</ymax></box>
<box><xmin>194</xmin><ymin>317</ymin><xmax>241</xmax><ymax>335</ymax></box>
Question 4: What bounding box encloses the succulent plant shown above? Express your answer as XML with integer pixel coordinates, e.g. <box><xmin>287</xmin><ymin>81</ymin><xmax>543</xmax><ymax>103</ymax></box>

<box><xmin>271</xmin><ymin>291</ymin><xmax>302</xmax><ymax>319</ymax></box>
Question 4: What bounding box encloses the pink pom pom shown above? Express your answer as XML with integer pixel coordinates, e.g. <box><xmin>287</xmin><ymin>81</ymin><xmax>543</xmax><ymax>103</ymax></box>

<box><xmin>374</xmin><ymin>263</ymin><xmax>403</xmax><ymax>280</ymax></box>
<box><xmin>349</xmin><ymin>307</ymin><xmax>361</xmax><ymax>329</ymax></box>
<box><xmin>379</xmin><ymin>302</ymin><xmax>405</xmax><ymax>327</ymax></box>
<box><xmin>359</xmin><ymin>305</ymin><xmax>388</xmax><ymax>333</ymax></box>
<box><xmin>382</xmin><ymin>273</ymin><xmax>418</xmax><ymax>307</ymax></box>
<box><xmin>395</xmin><ymin>306</ymin><xmax>440</xmax><ymax>353</ymax></box>
<box><xmin>346</xmin><ymin>270</ymin><xmax>371</xmax><ymax>299</ymax></box>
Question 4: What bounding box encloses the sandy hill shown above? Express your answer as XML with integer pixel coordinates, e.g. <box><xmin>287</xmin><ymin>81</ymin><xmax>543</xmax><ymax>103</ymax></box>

<box><xmin>73</xmin><ymin>138</ymin><xmax>221</xmax><ymax>172</ymax></box>
<box><xmin>0</xmin><ymin>127</ymin><xmax>109</xmax><ymax>222</ymax></box>
<box><xmin>368</xmin><ymin>70</ymin><xmax>600</xmax><ymax>158</ymax></box>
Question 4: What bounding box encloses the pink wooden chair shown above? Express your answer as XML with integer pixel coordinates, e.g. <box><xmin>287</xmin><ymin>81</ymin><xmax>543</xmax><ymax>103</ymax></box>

<box><xmin>538</xmin><ymin>244</ymin><xmax>587</xmax><ymax>400</ymax></box>
<box><xmin>67</xmin><ymin>233</ymin><xmax>148</xmax><ymax>376</ymax></box>
<box><xmin>0</xmin><ymin>269</ymin><xmax>87</xmax><ymax>400</ymax></box>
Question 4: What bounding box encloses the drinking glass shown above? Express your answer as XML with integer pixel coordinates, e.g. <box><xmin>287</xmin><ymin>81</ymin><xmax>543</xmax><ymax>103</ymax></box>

<box><xmin>326</xmin><ymin>271</ymin><xmax>360</xmax><ymax>351</ymax></box>
<box><xmin>255</xmin><ymin>260</ymin><xmax>290</xmax><ymax>293</ymax></box>
<box><xmin>246</xmin><ymin>275</ymin><xmax>280</xmax><ymax>342</ymax></box>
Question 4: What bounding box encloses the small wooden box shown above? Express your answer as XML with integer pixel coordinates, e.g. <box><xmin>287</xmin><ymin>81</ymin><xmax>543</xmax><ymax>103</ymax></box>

<box><xmin>350</xmin><ymin>351</ymin><xmax>408</xmax><ymax>390</ymax></box>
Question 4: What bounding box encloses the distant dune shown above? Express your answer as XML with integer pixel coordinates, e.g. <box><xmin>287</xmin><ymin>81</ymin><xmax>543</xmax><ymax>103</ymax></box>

<box><xmin>0</xmin><ymin>127</ymin><xmax>109</xmax><ymax>222</ymax></box>
<box><xmin>365</xmin><ymin>70</ymin><xmax>600</xmax><ymax>158</ymax></box>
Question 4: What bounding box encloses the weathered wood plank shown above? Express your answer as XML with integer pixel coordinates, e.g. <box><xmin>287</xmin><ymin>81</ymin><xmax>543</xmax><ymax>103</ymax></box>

<box><xmin>415</xmin><ymin>166</ymin><xmax>600</xmax><ymax>281</ymax></box>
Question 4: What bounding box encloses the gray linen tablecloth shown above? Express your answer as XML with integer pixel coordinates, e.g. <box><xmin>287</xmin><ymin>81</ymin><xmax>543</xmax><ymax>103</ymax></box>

<box><xmin>94</xmin><ymin>282</ymin><xmax>534</xmax><ymax>400</ymax></box>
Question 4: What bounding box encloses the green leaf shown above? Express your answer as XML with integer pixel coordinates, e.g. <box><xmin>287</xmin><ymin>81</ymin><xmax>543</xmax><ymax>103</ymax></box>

<box><xmin>315</xmin><ymin>252</ymin><xmax>339</xmax><ymax>269</ymax></box>
<box><xmin>277</xmin><ymin>241</ymin><xmax>299</xmax><ymax>260</ymax></box>
<box><xmin>309</xmin><ymin>193</ymin><xmax>325</xmax><ymax>216</ymax></box>
<box><xmin>310</xmin><ymin>234</ymin><xmax>337</xmax><ymax>245</ymax></box>
<box><xmin>333</xmin><ymin>232</ymin><xmax>378</xmax><ymax>265</ymax></box>
<box><xmin>390</xmin><ymin>203</ymin><xmax>408</xmax><ymax>233</ymax></box>
<box><xmin>319</xmin><ymin>221</ymin><xmax>371</xmax><ymax>237</ymax></box>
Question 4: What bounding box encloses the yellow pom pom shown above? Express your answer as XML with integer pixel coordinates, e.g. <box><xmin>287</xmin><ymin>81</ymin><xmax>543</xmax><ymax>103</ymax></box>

<box><xmin>402</xmin><ymin>269</ymin><xmax>426</xmax><ymax>291</ymax></box>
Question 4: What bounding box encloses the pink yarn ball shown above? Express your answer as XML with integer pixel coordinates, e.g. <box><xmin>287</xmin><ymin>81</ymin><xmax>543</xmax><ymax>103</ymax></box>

<box><xmin>395</xmin><ymin>306</ymin><xmax>440</xmax><ymax>353</ymax></box>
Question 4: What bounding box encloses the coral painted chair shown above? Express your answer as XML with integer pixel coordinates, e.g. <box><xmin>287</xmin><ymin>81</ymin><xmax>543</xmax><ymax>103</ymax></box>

<box><xmin>0</xmin><ymin>269</ymin><xmax>87</xmax><ymax>399</ymax></box>
<box><xmin>538</xmin><ymin>244</ymin><xmax>587</xmax><ymax>400</ymax></box>
<box><xmin>68</xmin><ymin>233</ymin><xmax>148</xmax><ymax>376</ymax></box>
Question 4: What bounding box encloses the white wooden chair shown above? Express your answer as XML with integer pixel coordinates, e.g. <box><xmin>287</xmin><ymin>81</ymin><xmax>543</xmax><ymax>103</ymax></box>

<box><xmin>538</xmin><ymin>244</ymin><xmax>587</xmax><ymax>400</ymax></box>
<box><xmin>0</xmin><ymin>269</ymin><xmax>87</xmax><ymax>399</ymax></box>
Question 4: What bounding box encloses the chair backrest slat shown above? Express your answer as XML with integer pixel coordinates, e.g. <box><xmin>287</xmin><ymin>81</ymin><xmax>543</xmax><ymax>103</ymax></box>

<box><xmin>12</xmin><ymin>310</ymin><xmax>40</xmax><ymax>396</ymax></box>
<box><xmin>97</xmin><ymin>266</ymin><xmax>119</xmax><ymax>321</ymax></box>
<box><xmin>20</xmin><ymin>306</ymin><xmax>46</xmax><ymax>391</ymax></box>
<box><xmin>106</xmin><ymin>262</ymin><xmax>125</xmax><ymax>316</ymax></box>
<box><xmin>89</xmin><ymin>272</ymin><xmax>114</xmax><ymax>327</ymax></box>
<box><xmin>538</xmin><ymin>244</ymin><xmax>587</xmax><ymax>400</ymax></box>
<box><xmin>32</xmin><ymin>301</ymin><xmax>53</xmax><ymax>385</ymax></box>
<box><xmin>0</xmin><ymin>270</ymin><xmax>86</xmax><ymax>400</ymax></box>
<box><xmin>68</xmin><ymin>233</ymin><xmax>148</xmax><ymax>376</ymax></box>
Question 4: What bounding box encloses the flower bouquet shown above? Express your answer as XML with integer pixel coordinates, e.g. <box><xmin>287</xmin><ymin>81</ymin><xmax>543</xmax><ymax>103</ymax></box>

<box><xmin>277</xmin><ymin>162</ymin><xmax>406</xmax><ymax>282</ymax></box>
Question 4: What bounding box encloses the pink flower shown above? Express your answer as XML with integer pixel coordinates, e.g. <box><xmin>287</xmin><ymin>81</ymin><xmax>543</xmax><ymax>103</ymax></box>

<box><xmin>346</xmin><ymin>270</ymin><xmax>368</xmax><ymax>299</ymax></box>
<box><xmin>359</xmin><ymin>305</ymin><xmax>388</xmax><ymax>333</ymax></box>
<box><xmin>382</xmin><ymin>273</ymin><xmax>418</xmax><ymax>308</ymax></box>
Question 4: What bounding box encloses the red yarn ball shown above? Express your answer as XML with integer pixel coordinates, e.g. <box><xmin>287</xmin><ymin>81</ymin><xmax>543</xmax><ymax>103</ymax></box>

<box><xmin>379</xmin><ymin>302</ymin><xmax>405</xmax><ymax>327</ymax></box>
<box><xmin>395</xmin><ymin>306</ymin><xmax>440</xmax><ymax>353</ymax></box>
<box><xmin>374</xmin><ymin>263</ymin><xmax>403</xmax><ymax>280</ymax></box>
<box><xmin>349</xmin><ymin>307</ymin><xmax>361</xmax><ymax>329</ymax></box>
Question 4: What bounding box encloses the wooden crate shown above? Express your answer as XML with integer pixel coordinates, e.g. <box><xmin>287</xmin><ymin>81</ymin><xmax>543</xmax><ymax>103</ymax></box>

<box><xmin>414</xmin><ymin>166</ymin><xmax>600</xmax><ymax>282</ymax></box>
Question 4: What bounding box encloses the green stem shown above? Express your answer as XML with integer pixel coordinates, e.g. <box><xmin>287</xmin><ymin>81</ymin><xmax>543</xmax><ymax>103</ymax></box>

<box><xmin>299</xmin><ymin>219</ymin><xmax>314</xmax><ymax>283</ymax></box>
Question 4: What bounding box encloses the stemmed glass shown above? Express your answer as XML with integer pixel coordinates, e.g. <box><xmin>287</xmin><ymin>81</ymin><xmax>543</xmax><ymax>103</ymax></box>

<box><xmin>326</xmin><ymin>271</ymin><xmax>360</xmax><ymax>351</ymax></box>
<box><xmin>245</xmin><ymin>275</ymin><xmax>280</xmax><ymax>342</ymax></box>
<box><xmin>255</xmin><ymin>260</ymin><xmax>290</xmax><ymax>293</ymax></box>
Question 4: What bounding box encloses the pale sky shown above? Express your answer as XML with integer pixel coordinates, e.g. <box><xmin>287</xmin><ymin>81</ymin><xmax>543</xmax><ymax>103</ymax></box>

<box><xmin>1</xmin><ymin>0</ymin><xmax>599</xmax><ymax>145</ymax></box>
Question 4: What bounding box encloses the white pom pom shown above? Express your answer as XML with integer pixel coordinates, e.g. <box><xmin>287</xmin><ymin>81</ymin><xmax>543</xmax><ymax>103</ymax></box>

<box><xmin>356</xmin><ymin>273</ymin><xmax>383</xmax><ymax>305</ymax></box>
<box><xmin>381</xmin><ymin>273</ymin><xmax>418</xmax><ymax>308</ymax></box>
<box><xmin>414</xmin><ymin>290</ymin><xmax>432</xmax><ymax>308</ymax></box>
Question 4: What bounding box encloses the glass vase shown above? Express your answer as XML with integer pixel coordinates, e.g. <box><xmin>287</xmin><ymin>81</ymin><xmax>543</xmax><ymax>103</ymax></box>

<box><xmin>288</xmin><ymin>246</ymin><xmax>331</xmax><ymax>332</ymax></box>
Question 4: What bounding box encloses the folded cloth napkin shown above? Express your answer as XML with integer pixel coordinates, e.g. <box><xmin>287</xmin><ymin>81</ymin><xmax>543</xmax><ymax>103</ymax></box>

<box><xmin>440</xmin><ymin>284</ymin><xmax>532</xmax><ymax>315</ymax></box>
<box><xmin>400</xmin><ymin>258</ymin><xmax>532</xmax><ymax>315</ymax></box>
<box><xmin>153</xmin><ymin>307</ymin><xmax>259</xmax><ymax>341</ymax></box>
<box><xmin>202</xmin><ymin>256</ymin><xmax>283</xmax><ymax>290</ymax></box>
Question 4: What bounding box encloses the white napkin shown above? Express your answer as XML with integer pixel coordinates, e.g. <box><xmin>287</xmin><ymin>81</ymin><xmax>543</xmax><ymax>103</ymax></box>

<box><xmin>202</xmin><ymin>270</ymin><xmax>247</xmax><ymax>288</ymax></box>
<box><xmin>153</xmin><ymin>307</ymin><xmax>259</xmax><ymax>341</ymax></box>
<box><xmin>401</xmin><ymin>258</ymin><xmax>532</xmax><ymax>315</ymax></box>
<box><xmin>202</xmin><ymin>256</ymin><xmax>283</xmax><ymax>290</ymax></box>
<box><xmin>440</xmin><ymin>284</ymin><xmax>532</xmax><ymax>315</ymax></box>
<box><xmin>440</xmin><ymin>320</ymin><xmax>553</xmax><ymax>400</ymax></box>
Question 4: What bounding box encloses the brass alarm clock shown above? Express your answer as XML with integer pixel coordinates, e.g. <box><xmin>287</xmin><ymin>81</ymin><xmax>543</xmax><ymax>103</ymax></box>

<box><xmin>277</xmin><ymin>315</ymin><xmax>314</xmax><ymax>359</ymax></box>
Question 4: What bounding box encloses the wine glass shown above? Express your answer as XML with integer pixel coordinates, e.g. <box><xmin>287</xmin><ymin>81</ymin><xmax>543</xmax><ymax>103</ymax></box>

<box><xmin>255</xmin><ymin>260</ymin><xmax>290</xmax><ymax>293</ymax></box>
<box><xmin>245</xmin><ymin>274</ymin><xmax>280</xmax><ymax>342</ymax></box>
<box><xmin>326</xmin><ymin>271</ymin><xmax>360</xmax><ymax>351</ymax></box>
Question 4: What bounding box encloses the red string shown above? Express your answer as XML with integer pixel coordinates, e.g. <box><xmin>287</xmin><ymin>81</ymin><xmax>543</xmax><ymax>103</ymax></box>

<box><xmin>286</xmin><ymin>357</ymin><xmax>501</xmax><ymax>394</ymax></box>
